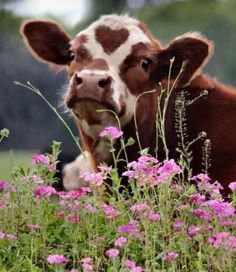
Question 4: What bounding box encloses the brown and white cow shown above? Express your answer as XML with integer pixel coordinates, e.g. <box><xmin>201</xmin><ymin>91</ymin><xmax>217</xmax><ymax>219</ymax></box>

<box><xmin>21</xmin><ymin>14</ymin><xmax>236</xmax><ymax>193</ymax></box>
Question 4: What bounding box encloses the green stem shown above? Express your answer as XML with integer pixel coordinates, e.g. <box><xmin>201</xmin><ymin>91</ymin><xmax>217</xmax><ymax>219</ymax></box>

<box><xmin>14</xmin><ymin>81</ymin><xmax>82</xmax><ymax>152</ymax></box>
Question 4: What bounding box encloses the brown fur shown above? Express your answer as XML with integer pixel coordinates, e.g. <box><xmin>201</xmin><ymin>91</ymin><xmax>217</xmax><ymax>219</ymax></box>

<box><xmin>20</xmin><ymin>17</ymin><xmax>236</xmax><ymax>194</ymax></box>
<box><xmin>95</xmin><ymin>26</ymin><xmax>129</xmax><ymax>54</ymax></box>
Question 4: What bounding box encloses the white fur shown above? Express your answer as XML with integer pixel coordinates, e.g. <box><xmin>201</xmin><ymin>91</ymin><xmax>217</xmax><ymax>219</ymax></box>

<box><xmin>76</xmin><ymin>14</ymin><xmax>150</xmax><ymax>125</ymax></box>
<box><xmin>63</xmin><ymin>151</ymin><xmax>92</xmax><ymax>191</ymax></box>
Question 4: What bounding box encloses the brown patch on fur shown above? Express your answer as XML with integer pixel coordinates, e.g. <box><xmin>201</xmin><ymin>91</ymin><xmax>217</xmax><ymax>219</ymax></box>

<box><xmin>95</xmin><ymin>25</ymin><xmax>129</xmax><ymax>54</ymax></box>
<box><xmin>120</xmin><ymin>42</ymin><xmax>159</xmax><ymax>95</ymax></box>
<box><xmin>155</xmin><ymin>35</ymin><xmax>213</xmax><ymax>87</ymax></box>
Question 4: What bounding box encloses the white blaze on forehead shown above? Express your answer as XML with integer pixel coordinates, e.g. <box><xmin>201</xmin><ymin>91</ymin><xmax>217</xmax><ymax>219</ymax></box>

<box><xmin>77</xmin><ymin>14</ymin><xmax>151</xmax><ymax>69</ymax></box>
<box><xmin>75</xmin><ymin>14</ymin><xmax>151</xmax><ymax>125</ymax></box>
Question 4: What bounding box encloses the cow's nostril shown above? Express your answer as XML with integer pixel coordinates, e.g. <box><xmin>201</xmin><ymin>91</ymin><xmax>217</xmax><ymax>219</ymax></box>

<box><xmin>75</xmin><ymin>75</ymin><xmax>83</xmax><ymax>85</ymax></box>
<box><xmin>98</xmin><ymin>77</ymin><xmax>111</xmax><ymax>89</ymax></box>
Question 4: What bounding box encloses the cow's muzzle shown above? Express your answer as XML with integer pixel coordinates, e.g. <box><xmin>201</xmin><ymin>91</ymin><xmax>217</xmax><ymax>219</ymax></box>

<box><xmin>66</xmin><ymin>72</ymin><xmax>116</xmax><ymax>110</ymax></box>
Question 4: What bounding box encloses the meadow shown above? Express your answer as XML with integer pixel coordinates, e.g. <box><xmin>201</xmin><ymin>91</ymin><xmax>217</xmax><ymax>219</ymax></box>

<box><xmin>1</xmin><ymin>70</ymin><xmax>236</xmax><ymax>272</ymax></box>
<box><xmin>0</xmin><ymin>125</ymin><xmax>235</xmax><ymax>272</ymax></box>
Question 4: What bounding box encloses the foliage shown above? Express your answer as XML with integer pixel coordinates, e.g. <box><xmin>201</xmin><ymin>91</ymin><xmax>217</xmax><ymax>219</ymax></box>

<box><xmin>0</xmin><ymin>138</ymin><xmax>235</xmax><ymax>271</ymax></box>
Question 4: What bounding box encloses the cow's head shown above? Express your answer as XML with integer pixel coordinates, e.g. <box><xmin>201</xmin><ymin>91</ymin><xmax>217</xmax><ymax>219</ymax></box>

<box><xmin>21</xmin><ymin>15</ymin><xmax>213</xmax><ymax>136</ymax></box>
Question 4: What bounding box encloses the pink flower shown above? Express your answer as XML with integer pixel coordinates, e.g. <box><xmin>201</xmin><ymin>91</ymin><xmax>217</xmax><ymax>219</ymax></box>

<box><xmin>98</xmin><ymin>165</ymin><xmax>112</xmax><ymax>174</ymax></box>
<box><xmin>80</xmin><ymin>172</ymin><xmax>104</xmax><ymax>187</ymax></box>
<box><xmin>124</xmin><ymin>259</ymin><xmax>136</xmax><ymax>269</ymax></box>
<box><xmin>0</xmin><ymin>181</ymin><xmax>14</xmax><ymax>192</ymax></box>
<box><xmin>47</xmin><ymin>254</ymin><xmax>69</xmax><ymax>264</ymax></box>
<box><xmin>99</xmin><ymin>126</ymin><xmax>123</xmax><ymax>139</ymax></box>
<box><xmin>202</xmin><ymin>200</ymin><xmax>235</xmax><ymax>218</ymax></box>
<box><xmin>178</xmin><ymin>204</ymin><xmax>188</xmax><ymax>210</ymax></box>
<box><xmin>0</xmin><ymin>181</ymin><xmax>7</xmax><ymax>191</ymax></box>
<box><xmin>28</xmin><ymin>224</ymin><xmax>39</xmax><ymax>230</ymax></box>
<box><xmin>82</xmin><ymin>263</ymin><xmax>93</xmax><ymax>271</ymax></box>
<box><xmin>130</xmin><ymin>203</ymin><xmax>150</xmax><ymax>212</ymax></box>
<box><xmin>163</xmin><ymin>252</ymin><xmax>179</xmax><ymax>261</ymax></box>
<box><xmin>0</xmin><ymin>231</ymin><xmax>5</xmax><ymax>239</ymax></box>
<box><xmin>32</xmin><ymin>154</ymin><xmax>50</xmax><ymax>165</ymax></box>
<box><xmin>102</xmin><ymin>204</ymin><xmax>120</xmax><ymax>220</ymax></box>
<box><xmin>188</xmin><ymin>225</ymin><xmax>201</xmax><ymax>237</ymax></box>
<box><xmin>189</xmin><ymin>193</ymin><xmax>205</xmax><ymax>204</ymax></box>
<box><xmin>147</xmin><ymin>212</ymin><xmax>161</xmax><ymax>222</ymax></box>
<box><xmin>0</xmin><ymin>200</ymin><xmax>4</xmax><ymax>208</ymax></box>
<box><xmin>118</xmin><ymin>221</ymin><xmax>140</xmax><ymax>238</ymax></box>
<box><xmin>115</xmin><ymin>236</ymin><xmax>127</xmax><ymax>247</ymax></box>
<box><xmin>105</xmin><ymin>248</ymin><xmax>120</xmax><ymax>258</ymax></box>
<box><xmin>70</xmin><ymin>269</ymin><xmax>79</xmax><ymax>272</ymax></box>
<box><xmin>225</xmin><ymin>235</ymin><xmax>236</xmax><ymax>252</ymax></box>
<box><xmin>68</xmin><ymin>213</ymin><xmax>80</xmax><ymax>224</ymax></box>
<box><xmin>173</xmin><ymin>220</ymin><xmax>185</xmax><ymax>228</ymax></box>
<box><xmin>160</xmin><ymin>159</ymin><xmax>182</xmax><ymax>175</ymax></box>
<box><xmin>132</xmin><ymin>265</ymin><xmax>141</xmax><ymax>271</ymax></box>
<box><xmin>57</xmin><ymin>210</ymin><xmax>66</xmax><ymax>218</ymax></box>
<box><xmin>208</xmin><ymin>232</ymin><xmax>229</xmax><ymax>248</ymax></box>
<box><xmin>192</xmin><ymin>208</ymin><xmax>212</xmax><ymax>221</ymax></box>
<box><xmin>84</xmin><ymin>203</ymin><xmax>97</xmax><ymax>213</ymax></box>
<box><xmin>34</xmin><ymin>185</ymin><xmax>56</xmax><ymax>199</ymax></box>
<box><xmin>6</xmin><ymin>234</ymin><xmax>16</xmax><ymax>240</ymax></box>
<box><xmin>32</xmin><ymin>175</ymin><xmax>44</xmax><ymax>184</ymax></box>
<box><xmin>229</xmin><ymin>181</ymin><xmax>236</xmax><ymax>191</ymax></box>
<box><xmin>81</xmin><ymin>257</ymin><xmax>93</xmax><ymax>264</ymax></box>
<box><xmin>218</xmin><ymin>220</ymin><xmax>236</xmax><ymax>227</ymax></box>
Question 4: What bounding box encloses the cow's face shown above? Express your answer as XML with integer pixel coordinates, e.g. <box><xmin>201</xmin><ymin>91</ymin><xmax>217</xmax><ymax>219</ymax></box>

<box><xmin>21</xmin><ymin>15</ymin><xmax>212</xmax><ymax>135</ymax></box>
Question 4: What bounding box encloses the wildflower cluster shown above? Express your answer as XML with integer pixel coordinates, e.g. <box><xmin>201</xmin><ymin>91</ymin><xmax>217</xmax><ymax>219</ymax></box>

<box><xmin>0</xmin><ymin>131</ymin><xmax>235</xmax><ymax>271</ymax></box>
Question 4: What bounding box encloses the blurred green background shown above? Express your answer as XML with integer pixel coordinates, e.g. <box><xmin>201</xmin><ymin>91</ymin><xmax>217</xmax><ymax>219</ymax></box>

<box><xmin>1</xmin><ymin>0</ymin><xmax>236</xmax><ymax>180</ymax></box>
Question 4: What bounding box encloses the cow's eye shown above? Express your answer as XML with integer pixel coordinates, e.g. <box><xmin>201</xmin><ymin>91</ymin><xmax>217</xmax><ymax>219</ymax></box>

<box><xmin>68</xmin><ymin>51</ymin><xmax>75</xmax><ymax>61</ymax></box>
<box><xmin>140</xmin><ymin>58</ymin><xmax>152</xmax><ymax>71</ymax></box>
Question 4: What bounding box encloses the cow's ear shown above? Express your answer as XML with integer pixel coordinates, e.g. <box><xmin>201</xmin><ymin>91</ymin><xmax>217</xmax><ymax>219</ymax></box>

<box><xmin>155</xmin><ymin>33</ymin><xmax>213</xmax><ymax>86</ymax></box>
<box><xmin>21</xmin><ymin>20</ymin><xmax>72</xmax><ymax>65</ymax></box>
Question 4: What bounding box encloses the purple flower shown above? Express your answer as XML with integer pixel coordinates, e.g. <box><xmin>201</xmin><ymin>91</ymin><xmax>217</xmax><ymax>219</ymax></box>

<box><xmin>202</xmin><ymin>200</ymin><xmax>235</xmax><ymax>218</ymax></box>
<box><xmin>34</xmin><ymin>185</ymin><xmax>56</xmax><ymax>199</ymax></box>
<box><xmin>81</xmin><ymin>257</ymin><xmax>93</xmax><ymax>264</ymax></box>
<box><xmin>147</xmin><ymin>212</ymin><xmax>161</xmax><ymax>222</ymax></box>
<box><xmin>47</xmin><ymin>254</ymin><xmax>69</xmax><ymax>264</ymax></box>
<box><xmin>173</xmin><ymin>220</ymin><xmax>185</xmax><ymax>228</ymax></box>
<box><xmin>188</xmin><ymin>225</ymin><xmax>201</xmax><ymax>237</ymax></box>
<box><xmin>229</xmin><ymin>181</ymin><xmax>236</xmax><ymax>191</ymax></box>
<box><xmin>84</xmin><ymin>203</ymin><xmax>97</xmax><ymax>213</ymax></box>
<box><xmin>6</xmin><ymin>234</ymin><xmax>16</xmax><ymax>240</ymax></box>
<box><xmin>130</xmin><ymin>203</ymin><xmax>150</xmax><ymax>212</ymax></box>
<box><xmin>0</xmin><ymin>180</ymin><xmax>14</xmax><ymax>192</ymax></box>
<box><xmin>208</xmin><ymin>232</ymin><xmax>229</xmax><ymax>248</ymax></box>
<box><xmin>32</xmin><ymin>175</ymin><xmax>44</xmax><ymax>184</ymax></box>
<box><xmin>105</xmin><ymin>248</ymin><xmax>120</xmax><ymax>258</ymax></box>
<box><xmin>0</xmin><ymin>231</ymin><xmax>5</xmax><ymax>239</ymax></box>
<box><xmin>28</xmin><ymin>224</ymin><xmax>39</xmax><ymax>230</ymax></box>
<box><xmin>99</xmin><ymin>126</ymin><xmax>123</xmax><ymax>139</ymax></box>
<box><xmin>225</xmin><ymin>235</ymin><xmax>236</xmax><ymax>252</ymax></box>
<box><xmin>189</xmin><ymin>193</ymin><xmax>205</xmax><ymax>204</ymax></box>
<box><xmin>115</xmin><ymin>236</ymin><xmax>127</xmax><ymax>247</ymax></box>
<box><xmin>192</xmin><ymin>208</ymin><xmax>212</xmax><ymax>221</ymax></box>
<box><xmin>124</xmin><ymin>259</ymin><xmax>136</xmax><ymax>269</ymax></box>
<box><xmin>82</xmin><ymin>263</ymin><xmax>93</xmax><ymax>271</ymax></box>
<box><xmin>118</xmin><ymin>221</ymin><xmax>140</xmax><ymax>238</ymax></box>
<box><xmin>80</xmin><ymin>172</ymin><xmax>104</xmax><ymax>187</ymax></box>
<box><xmin>102</xmin><ymin>204</ymin><xmax>120</xmax><ymax>220</ymax></box>
<box><xmin>32</xmin><ymin>154</ymin><xmax>50</xmax><ymax>165</ymax></box>
<box><xmin>163</xmin><ymin>252</ymin><xmax>179</xmax><ymax>261</ymax></box>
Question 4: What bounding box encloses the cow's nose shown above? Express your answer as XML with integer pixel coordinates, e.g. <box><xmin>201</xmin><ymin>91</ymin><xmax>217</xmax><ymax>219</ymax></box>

<box><xmin>74</xmin><ymin>73</ymin><xmax>111</xmax><ymax>90</ymax></box>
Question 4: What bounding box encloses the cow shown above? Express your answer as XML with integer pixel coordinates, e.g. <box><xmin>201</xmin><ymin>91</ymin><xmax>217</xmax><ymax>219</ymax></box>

<box><xmin>21</xmin><ymin>14</ymin><xmax>236</xmax><ymax>194</ymax></box>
